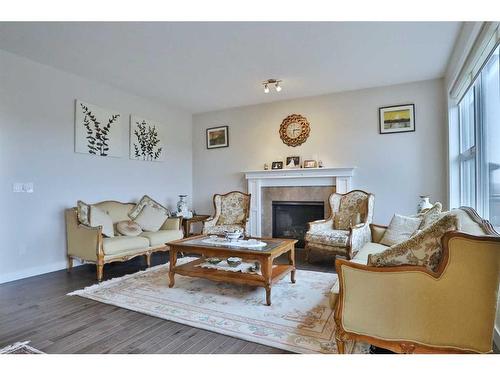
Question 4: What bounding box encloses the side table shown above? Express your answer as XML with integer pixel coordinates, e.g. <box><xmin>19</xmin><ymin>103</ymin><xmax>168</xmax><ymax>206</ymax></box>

<box><xmin>182</xmin><ymin>215</ymin><xmax>210</xmax><ymax>237</ymax></box>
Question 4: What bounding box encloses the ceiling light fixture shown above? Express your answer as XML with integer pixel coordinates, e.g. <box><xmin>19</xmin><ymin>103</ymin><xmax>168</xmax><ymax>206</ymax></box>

<box><xmin>262</xmin><ymin>79</ymin><xmax>282</xmax><ymax>93</ymax></box>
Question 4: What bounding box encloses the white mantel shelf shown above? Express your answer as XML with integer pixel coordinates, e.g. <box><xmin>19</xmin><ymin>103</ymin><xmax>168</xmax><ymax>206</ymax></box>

<box><xmin>244</xmin><ymin>167</ymin><xmax>356</xmax><ymax>236</ymax></box>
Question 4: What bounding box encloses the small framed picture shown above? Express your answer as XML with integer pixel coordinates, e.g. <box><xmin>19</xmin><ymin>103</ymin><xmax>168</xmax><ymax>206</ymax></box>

<box><xmin>379</xmin><ymin>104</ymin><xmax>415</xmax><ymax>134</ymax></box>
<box><xmin>285</xmin><ymin>156</ymin><xmax>301</xmax><ymax>169</ymax></box>
<box><xmin>303</xmin><ymin>160</ymin><xmax>317</xmax><ymax>168</ymax></box>
<box><xmin>206</xmin><ymin>126</ymin><xmax>229</xmax><ymax>149</ymax></box>
<box><xmin>271</xmin><ymin>161</ymin><xmax>283</xmax><ymax>170</ymax></box>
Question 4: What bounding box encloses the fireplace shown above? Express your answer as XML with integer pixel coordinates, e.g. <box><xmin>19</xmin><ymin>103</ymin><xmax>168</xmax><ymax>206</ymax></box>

<box><xmin>272</xmin><ymin>201</ymin><xmax>324</xmax><ymax>248</ymax></box>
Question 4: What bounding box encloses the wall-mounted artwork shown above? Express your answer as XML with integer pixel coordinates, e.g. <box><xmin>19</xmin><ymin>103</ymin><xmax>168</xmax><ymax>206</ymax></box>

<box><xmin>379</xmin><ymin>104</ymin><xmax>415</xmax><ymax>134</ymax></box>
<box><xmin>206</xmin><ymin>126</ymin><xmax>229</xmax><ymax>149</ymax></box>
<box><xmin>130</xmin><ymin>115</ymin><xmax>165</xmax><ymax>162</ymax></box>
<box><xmin>75</xmin><ymin>100</ymin><xmax>122</xmax><ymax>157</ymax></box>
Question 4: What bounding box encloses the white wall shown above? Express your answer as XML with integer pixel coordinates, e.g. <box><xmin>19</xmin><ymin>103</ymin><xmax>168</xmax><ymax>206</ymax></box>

<box><xmin>0</xmin><ymin>49</ymin><xmax>193</xmax><ymax>283</ymax></box>
<box><xmin>192</xmin><ymin>79</ymin><xmax>447</xmax><ymax>224</ymax></box>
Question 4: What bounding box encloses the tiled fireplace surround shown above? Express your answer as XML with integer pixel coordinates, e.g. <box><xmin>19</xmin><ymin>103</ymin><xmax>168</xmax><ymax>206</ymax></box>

<box><xmin>244</xmin><ymin>168</ymin><xmax>355</xmax><ymax>237</ymax></box>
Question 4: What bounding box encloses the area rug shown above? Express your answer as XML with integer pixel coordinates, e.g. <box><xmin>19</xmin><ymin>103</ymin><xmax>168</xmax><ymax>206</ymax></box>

<box><xmin>0</xmin><ymin>341</ymin><xmax>44</xmax><ymax>354</ymax></box>
<box><xmin>68</xmin><ymin>257</ymin><xmax>368</xmax><ymax>354</ymax></box>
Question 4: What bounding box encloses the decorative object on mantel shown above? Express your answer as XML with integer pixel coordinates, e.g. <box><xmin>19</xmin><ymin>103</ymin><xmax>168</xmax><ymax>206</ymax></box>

<box><xmin>75</xmin><ymin>100</ymin><xmax>122</xmax><ymax>157</ymax></box>
<box><xmin>379</xmin><ymin>104</ymin><xmax>415</xmax><ymax>134</ymax></box>
<box><xmin>417</xmin><ymin>195</ymin><xmax>433</xmax><ymax>213</ymax></box>
<box><xmin>279</xmin><ymin>114</ymin><xmax>310</xmax><ymax>147</ymax></box>
<box><xmin>130</xmin><ymin>115</ymin><xmax>165</xmax><ymax>162</ymax></box>
<box><xmin>206</xmin><ymin>125</ymin><xmax>229</xmax><ymax>149</ymax></box>
<box><xmin>303</xmin><ymin>159</ymin><xmax>318</xmax><ymax>168</ymax></box>
<box><xmin>318</xmin><ymin>160</ymin><xmax>324</xmax><ymax>168</ymax></box>
<box><xmin>176</xmin><ymin>194</ymin><xmax>192</xmax><ymax>219</ymax></box>
<box><xmin>263</xmin><ymin>163</ymin><xmax>269</xmax><ymax>170</ymax></box>
<box><xmin>271</xmin><ymin>161</ymin><xmax>283</xmax><ymax>169</ymax></box>
<box><xmin>286</xmin><ymin>156</ymin><xmax>301</xmax><ymax>169</ymax></box>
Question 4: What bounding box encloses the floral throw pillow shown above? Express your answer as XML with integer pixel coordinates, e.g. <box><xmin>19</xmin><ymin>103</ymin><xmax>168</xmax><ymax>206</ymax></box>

<box><xmin>116</xmin><ymin>220</ymin><xmax>143</xmax><ymax>236</ymax></box>
<box><xmin>333</xmin><ymin>212</ymin><xmax>361</xmax><ymax>230</ymax></box>
<box><xmin>368</xmin><ymin>214</ymin><xmax>458</xmax><ymax>272</ymax></box>
<box><xmin>77</xmin><ymin>200</ymin><xmax>91</xmax><ymax>226</ymax></box>
<box><xmin>416</xmin><ymin>202</ymin><xmax>443</xmax><ymax>230</ymax></box>
<box><xmin>217</xmin><ymin>193</ymin><xmax>249</xmax><ymax>225</ymax></box>
<box><xmin>379</xmin><ymin>214</ymin><xmax>422</xmax><ymax>246</ymax></box>
<box><xmin>128</xmin><ymin>195</ymin><xmax>169</xmax><ymax>220</ymax></box>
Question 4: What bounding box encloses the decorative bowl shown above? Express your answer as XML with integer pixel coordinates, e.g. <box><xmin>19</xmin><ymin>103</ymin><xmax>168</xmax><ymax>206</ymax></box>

<box><xmin>207</xmin><ymin>257</ymin><xmax>221</xmax><ymax>264</ymax></box>
<box><xmin>224</xmin><ymin>230</ymin><xmax>243</xmax><ymax>242</ymax></box>
<box><xmin>226</xmin><ymin>257</ymin><xmax>242</xmax><ymax>267</ymax></box>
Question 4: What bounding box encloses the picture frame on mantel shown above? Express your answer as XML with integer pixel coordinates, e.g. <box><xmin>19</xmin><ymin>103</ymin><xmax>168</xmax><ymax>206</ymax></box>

<box><xmin>379</xmin><ymin>104</ymin><xmax>415</xmax><ymax>134</ymax></box>
<box><xmin>206</xmin><ymin>126</ymin><xmax>229</xmax><ymax>149</ymax></box>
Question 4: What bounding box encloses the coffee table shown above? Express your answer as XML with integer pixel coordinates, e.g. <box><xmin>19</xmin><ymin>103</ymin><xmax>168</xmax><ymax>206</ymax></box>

<box><xmin>167</xmin><ymin>235</ymin><xmax>297</xmax><ymax>306</ymax></box>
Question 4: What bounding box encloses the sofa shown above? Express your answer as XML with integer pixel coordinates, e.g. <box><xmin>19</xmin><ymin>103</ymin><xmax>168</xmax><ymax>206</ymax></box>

<box><xmin>332</xmin><ymin>206</ymin><xmax>500</xmax><ymax>354</ymax></box>
<box><xmin>65</xmin><ymin>200</ymin><xmax>183</xmax><ymax>281</ymax></box>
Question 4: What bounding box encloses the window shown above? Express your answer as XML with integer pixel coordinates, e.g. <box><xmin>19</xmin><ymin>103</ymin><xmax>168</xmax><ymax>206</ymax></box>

<box><xmin>457</xmin><ymin>45</ymin><xmax>500</xmax><ymax>229</ymax></box>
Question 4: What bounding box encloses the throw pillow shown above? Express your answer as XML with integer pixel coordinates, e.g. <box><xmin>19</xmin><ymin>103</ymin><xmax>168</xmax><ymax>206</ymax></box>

<box><xmin>77</xmin><ymin>200</ymin><xmax>91</xmax><ymax>226</ymax></box>
<box><xmin>333</xmin><ymin>212</ymin><xmax>361</xmax><ymax>230</ymax></box>
<box><xmin>379</xmin><ymin>214</ymin><xmax>422</xmax><ymax>246</ymax></box>
<box><xmin>134</xmin><ymin>205</ymin><xmax>169</xmax><ymax>232</ymax></box>
<box><xmin>128</xmin><ymin>195</ymin><xmax>170</xmax><ymax>220</ymax></box>
<box><xmin>417</xmin><ymin>202</ymin><xmax>443</xmax><ymax>230</ymax></box>
<box><xmin>116</xmin><ymin>220</ymin><xmax>143</xmax><ymax>236</ymax></box>
<box><xmin>368</xmin><ymin>214</ymin><xmax>458</xmax><ymax>271</ymax></box>
<box><xmin>89</xmin><ymin>205</ymin><xmax>114</xmax><ymax>238</ymax></box>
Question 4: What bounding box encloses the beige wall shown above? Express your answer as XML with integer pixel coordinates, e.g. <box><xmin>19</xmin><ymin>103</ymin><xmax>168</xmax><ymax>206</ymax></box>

<box><xmin>192</xmin><ymin>79</ymin><xmax>447</xmax><ymax>224</ymax></box>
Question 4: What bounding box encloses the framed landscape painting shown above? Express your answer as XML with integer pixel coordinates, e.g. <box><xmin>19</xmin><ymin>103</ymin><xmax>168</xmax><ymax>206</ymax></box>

<box><xmin>379</xmin><ymin>104</ymin><xmax>415</xmax><ymax>134</ymax></box>
<box><xmin>206</xmin><ymin>126</ymin><xmax>229</xmax><ymax>149</ymax></box>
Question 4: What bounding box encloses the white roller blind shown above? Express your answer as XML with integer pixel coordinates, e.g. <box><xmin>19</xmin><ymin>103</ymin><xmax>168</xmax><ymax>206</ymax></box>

<box><xmin>450</xmin><ymin>22</ymin><xmax>500</xmax><ymax>101</ymax></box>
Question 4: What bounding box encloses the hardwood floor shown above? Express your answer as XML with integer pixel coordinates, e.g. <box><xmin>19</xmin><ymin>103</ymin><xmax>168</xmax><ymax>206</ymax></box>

<box><xmin>0</xmin><ymin>249</ymin><xmax>336</xmax><ymax>354</ymax></box>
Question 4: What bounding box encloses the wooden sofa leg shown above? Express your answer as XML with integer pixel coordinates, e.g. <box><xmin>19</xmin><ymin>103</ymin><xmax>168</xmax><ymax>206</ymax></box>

<box><xmin>336</xmin><ymin>338</ymin><xmax>346</xmax><ymax>354</ymax></box>
<box><xmin>67</xmin><ymin>256</ymin><xmax>73</xmax><ymax>272</ymax></box>
<box><xmin>97</xmin><ymin>264</ymin><xmax>104</xmax><ymax>282</ymax></box>
<box><xmin>304</xmin><ymin>245</ymin><xmax>310</xmax><ymax>263</ymax></box>
<box><xmin>145</xmin><ymin>253</ymin><xmax>151</xmax><ymax>268</ymax></box>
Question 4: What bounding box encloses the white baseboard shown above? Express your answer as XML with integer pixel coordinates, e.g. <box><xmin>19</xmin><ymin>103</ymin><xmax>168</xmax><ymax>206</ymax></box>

<box><xmin>0</xmin><ymin>261</ymin><xmax>68</xmax><ymax>284</ymax></box>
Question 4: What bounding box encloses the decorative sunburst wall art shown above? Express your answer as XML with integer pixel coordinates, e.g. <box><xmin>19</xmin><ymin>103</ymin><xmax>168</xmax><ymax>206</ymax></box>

<box><xmin>75</xmin><ymin>100</ymin><xmax>122</xmax><ymax>157</ymax></box>
<box><xmin>130</xmin><ymin>115</ymin><xmax>166</xmax><ymax>162</ymax></box>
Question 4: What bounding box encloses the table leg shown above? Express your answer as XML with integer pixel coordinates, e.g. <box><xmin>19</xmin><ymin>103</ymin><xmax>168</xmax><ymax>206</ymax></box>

<box><xmin>261</xmin><ymin>257</ymin><xmax>272</xmax><ymax>306</ymax></box>
<box><xmin>288</xmin><ymin>246</ymin><xmax>296</xmax><ymax>284</ymax></box>
<box><xmin>169</xmin><ymin>248</ymin><xmax>177</xmax><ymax>288</ymax></box>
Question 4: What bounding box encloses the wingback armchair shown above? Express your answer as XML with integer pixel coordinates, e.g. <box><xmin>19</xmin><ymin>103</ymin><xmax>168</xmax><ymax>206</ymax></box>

<box><xmin>305</xmin><ymin>190</ymin><xmax>375</xmax><ymax>261</ymax></box>
<box><xmin>202</xmin><ymin>191</ymin><xmax>251</xmax><ymax>236</ymax></box>
<box><xmin>334</xmin><ymin>207</ymin><xmax>500</xmax><ymax>354</ymax></box>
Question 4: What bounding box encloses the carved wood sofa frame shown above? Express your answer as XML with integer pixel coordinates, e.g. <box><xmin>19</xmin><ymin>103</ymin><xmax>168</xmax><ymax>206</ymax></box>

<box><xmin>334</xmin><ymin>207</ymin><xmax>500</xmax><ymax>354</ymax></box>
<box><xmin>65</xmin><ymin>200</ymin><xmax>182</xmax><ymax>282</ymax></box>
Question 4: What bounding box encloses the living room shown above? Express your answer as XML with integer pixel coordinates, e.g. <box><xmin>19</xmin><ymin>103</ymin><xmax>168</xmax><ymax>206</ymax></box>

<box><xmin>1</xmin><ymin>1</ymin><xmax>499</xmax><ymax>372</ymax></box>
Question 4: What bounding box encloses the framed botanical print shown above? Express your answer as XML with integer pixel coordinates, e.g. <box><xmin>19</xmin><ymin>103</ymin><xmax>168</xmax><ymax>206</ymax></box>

<box><xmin>206</xmin><ymin>126</ymin><xmax>229</xmax><ymax>149</ymax></box>
<box><xmin>379</xmin><ymin>104</ymin><xmax>415</xmax><ymax>134</ymax></box>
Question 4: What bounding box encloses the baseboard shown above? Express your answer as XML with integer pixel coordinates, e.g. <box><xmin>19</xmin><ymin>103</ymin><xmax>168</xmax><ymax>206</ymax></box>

<box><xmin>0</xmin><ymin>261</ymin><xmax>69</xmax><ymax>284</ymax></box>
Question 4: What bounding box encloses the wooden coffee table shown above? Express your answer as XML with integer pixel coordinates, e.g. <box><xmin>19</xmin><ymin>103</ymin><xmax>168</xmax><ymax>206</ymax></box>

<box><xmin>167</xmin><ymin>235</ymin><xmax>297</xmax><ymax>306</ymax></box>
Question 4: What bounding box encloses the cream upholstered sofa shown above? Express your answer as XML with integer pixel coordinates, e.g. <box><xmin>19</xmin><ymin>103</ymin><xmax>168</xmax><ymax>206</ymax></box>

<box><xmin>304</xmin><ymin>190</ymin><xmax>374</xmax><ymax>261</ymax></box>
<box><xmin>333</xmin><ymin>207</ymin><xmax>500</xmax><ymax>354</ymax></box>
<box><xmin>202</xmin><ymin>191</ymin><xmax>251</xmax><ymax>236</ymax></box>
<box><xmin>65</xmin><ymin>200</ymin><xmax>183</xmax><ymax>281</ymax></box>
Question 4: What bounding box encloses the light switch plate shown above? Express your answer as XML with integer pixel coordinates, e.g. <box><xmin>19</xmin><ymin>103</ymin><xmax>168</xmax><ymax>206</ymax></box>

<box><xmin>13</xmin><ymin>183</ymin><xmax>23</xmax><ymax>193</ymax></box>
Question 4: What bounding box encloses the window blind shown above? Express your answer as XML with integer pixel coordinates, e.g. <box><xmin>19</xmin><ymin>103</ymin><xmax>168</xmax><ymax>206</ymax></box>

<box><xmin>449</xmin><ymin>22</ymin><xmax>500</xmax><ymax>101</ymax></box>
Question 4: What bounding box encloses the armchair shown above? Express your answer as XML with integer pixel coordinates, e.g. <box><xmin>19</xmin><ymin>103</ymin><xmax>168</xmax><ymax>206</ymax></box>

<box><xmin>202</xmin><ymin>191</ymin><xmax>251</xmax><ymax>236</ymax></box>
<box><xmin>334</xmin><ymin>207</ymin><xmax>500</xmax><ymax>354</ymax></box>
<box><xmin>305</xmin><ymin>190</ymin><xmax>374</xmax><ymax>261</ymax></box>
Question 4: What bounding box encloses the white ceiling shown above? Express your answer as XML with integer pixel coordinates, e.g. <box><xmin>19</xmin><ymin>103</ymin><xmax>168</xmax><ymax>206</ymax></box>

<box><xmin>0</xmin><ymin>22</ymin><xmax>461</xmax><ymax>113</ymax></box>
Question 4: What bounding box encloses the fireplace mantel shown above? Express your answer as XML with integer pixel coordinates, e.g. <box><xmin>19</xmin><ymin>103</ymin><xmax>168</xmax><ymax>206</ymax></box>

<box><xmin>244</xmin><ymin>167</ymin><xmax>355</xmax><ymax>236</ymax></box>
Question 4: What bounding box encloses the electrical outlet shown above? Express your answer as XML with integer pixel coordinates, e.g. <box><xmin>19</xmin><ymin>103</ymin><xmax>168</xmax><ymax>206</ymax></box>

<box><xmin>13</xmin><ymin>182</ymin><xmax>34</xmax><ymax>193</ymax></box>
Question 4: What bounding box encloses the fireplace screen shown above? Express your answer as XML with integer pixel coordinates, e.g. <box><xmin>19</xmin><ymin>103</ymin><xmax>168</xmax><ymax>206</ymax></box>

<box><xmin>272</xmin><ymin>201</ymin><xmax>324</xmax><ymax>248</ymax></box>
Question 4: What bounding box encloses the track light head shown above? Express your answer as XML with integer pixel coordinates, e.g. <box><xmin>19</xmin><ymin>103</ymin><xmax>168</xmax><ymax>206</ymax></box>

<box><xmin>262</xmin><ymin>79</ymin><xmax>282</xmax><ymax>94</ymax></box>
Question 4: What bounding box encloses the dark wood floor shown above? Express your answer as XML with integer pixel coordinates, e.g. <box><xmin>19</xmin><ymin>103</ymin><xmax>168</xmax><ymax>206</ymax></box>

<box><xmin>0</xmin><ymin>249</ymin><xmax>337</xmax><ymax>354</ymax></box>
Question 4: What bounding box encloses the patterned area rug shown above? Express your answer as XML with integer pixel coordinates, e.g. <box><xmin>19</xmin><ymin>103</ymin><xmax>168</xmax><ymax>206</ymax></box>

<box><xmin>0</xmin><ymin>341</ymin><xmax>44</xmax><ymax>354</ymax></box>
<box><xmin>69</xmin><ymin>257</ymin><xmax>369</xmax><ymax>354</ymax></box>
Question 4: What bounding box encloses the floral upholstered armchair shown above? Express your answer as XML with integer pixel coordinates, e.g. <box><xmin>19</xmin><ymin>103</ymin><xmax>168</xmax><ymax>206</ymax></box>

<box><xmin>304</xmin><ymin>190</ymin><xmax>374</xmax><ymax>261</ymax></box>
<box><xmin>202</xmin><ymin>191</ymin><xmax>251</xmax><ymax>236</ymax></box>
